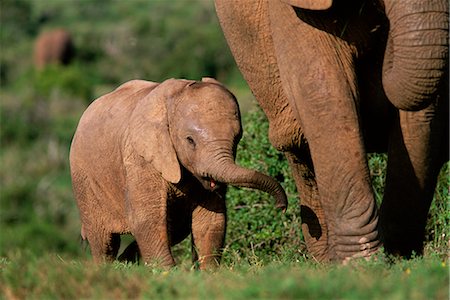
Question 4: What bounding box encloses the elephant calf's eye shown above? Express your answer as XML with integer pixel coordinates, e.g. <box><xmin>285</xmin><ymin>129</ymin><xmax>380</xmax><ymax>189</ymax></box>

<box><xmin>186</xmin><ymin>136</ymin><xmax>196</xmax><ymax>147</ymax></box>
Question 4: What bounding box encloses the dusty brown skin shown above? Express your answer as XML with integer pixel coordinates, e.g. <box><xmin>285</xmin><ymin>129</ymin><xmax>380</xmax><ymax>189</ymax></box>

<box><xmin>69</xmin><ymin>78</ymin><xmax>287</xmax><ymax>269</ymax></box>
<box><xmin>215</xmin><ymin>0</ymin><xmax>449</xmax><ymax>262</ymax></box>
<box><xmin>34</xmin><ymin>29</ymin><xmax>74</xmax><ymax>70</ymax></box>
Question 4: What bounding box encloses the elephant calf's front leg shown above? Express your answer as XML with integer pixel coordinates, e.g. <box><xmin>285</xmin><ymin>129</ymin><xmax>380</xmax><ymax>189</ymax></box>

<box><xmin>191</xmin><ymin>195</ymin><xmax>226</xmax><ymax>270</ymax></box>
<box><xmin>133</xmin><ymin>222</ymin><xmax>175</xmax><ymax>267</ymax></box>
<box><xmin>126</xmin><ymin>165</ymin><xmax>175</xmax><ymax>268</ymax></box>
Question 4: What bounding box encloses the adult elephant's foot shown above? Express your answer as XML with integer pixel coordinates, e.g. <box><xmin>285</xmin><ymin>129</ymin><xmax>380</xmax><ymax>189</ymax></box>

<box><xmin>301</xmin><ymin>204</ymin><xmax>330</xmax><ymax>262</ymax></box>
<box><xmin>331</xmin><ymin>219</ymin><xmax>381</xmax><ymax>263</ymax></box>
<box><xmin>340</xmin><ymin>236</ymin><xmax>382</xmax><ymax>264</ymax></box>
<box><xmin>301</xmin><ymin>208</ymin><xmax>381</xmax><ymax>263</ymax></box>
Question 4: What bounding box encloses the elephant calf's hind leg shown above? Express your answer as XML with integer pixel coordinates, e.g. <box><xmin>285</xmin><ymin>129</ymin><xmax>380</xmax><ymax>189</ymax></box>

<box><xmin>88</xmin><ymin>231</ymin><xmax>121</xmax><ymax>263</ymax></box>
<box><xmin>191</xmin><ymin>197</ymin><xmax>226</xmax><ymax>270</ymax></box>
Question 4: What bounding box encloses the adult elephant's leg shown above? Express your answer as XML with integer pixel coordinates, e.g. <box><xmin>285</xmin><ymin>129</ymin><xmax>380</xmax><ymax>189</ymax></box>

<box><xmin>269</xmin><ymin>1</ymin><xmax>380</xmax><ymax>261</ymax></box>
<box><xmin>216</xmin><ymin>0</ymin><xmax>331</xmax><ymax>261</ymax></box>
<box><xmin>380</xmin><ymin>97</ymin><xmax>448</xmax><ymax>257</ymax></box>
<box><xmin>285</xmin><ymin>150</ymin><xmax>329</xmax><ymax>262</ymax></box>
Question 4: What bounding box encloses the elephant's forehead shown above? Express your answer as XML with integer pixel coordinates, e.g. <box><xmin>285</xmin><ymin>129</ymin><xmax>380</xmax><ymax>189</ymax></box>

<box><xmin>183</xmin><ymin>107</ymin><xmax>240</xmax><ymax>128</ymax></box>
<box><xmin>175</xmin><ymin>103</ymin><xmax>241</xmax><ymax>139</ymax></box>
<box><xmin>171</xmin><ymin>86</ymin><xmax>241</xmax><ymax>137</ymax></box>
<box><xmin>181</xmin><ymin>85</ymin><xmax>239</xmax><ymax>110</ymax></box>
<box><xmin>178</xmin><ymin>95</ymin><xmax>240</xmax><ymax>119</ymax></box>
<box><xmin>187</xmin><ymin>119</ymin><xmax>241</xmax><ymax>142</ymax></box>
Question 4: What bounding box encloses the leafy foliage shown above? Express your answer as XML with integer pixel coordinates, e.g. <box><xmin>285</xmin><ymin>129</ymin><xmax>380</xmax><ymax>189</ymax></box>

<box><xmin>1</xmin><ymin>0</ymin><xmax>238</xmax><ymax>88</ymax></box>
<box><xmin>224</xmin><ymin>106</ymin><xmax>305</xmax><ymax>262</ymax></box>
<box><xmin>224</xmin><ymin>108</ymin><xmax>450</xmax><ymax>261</ymax></box>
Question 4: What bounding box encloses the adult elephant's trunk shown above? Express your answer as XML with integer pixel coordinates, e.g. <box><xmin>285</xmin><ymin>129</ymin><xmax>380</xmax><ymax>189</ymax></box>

<box><xmin>207</xmin><ymin>158</ymin><xmax>288</xmax><ymax>211</ymax></box>
<box><xmin>382</xmin><ymin>0</ymin><xmax>449</xmax><ymax>111</ymax></box>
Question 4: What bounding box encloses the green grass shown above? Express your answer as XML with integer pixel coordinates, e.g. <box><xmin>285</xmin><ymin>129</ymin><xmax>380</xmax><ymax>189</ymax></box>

<box><xmin>1</xmin><ymin>251</ymin><xmax>448</xmax><ymax>299</ymax></box>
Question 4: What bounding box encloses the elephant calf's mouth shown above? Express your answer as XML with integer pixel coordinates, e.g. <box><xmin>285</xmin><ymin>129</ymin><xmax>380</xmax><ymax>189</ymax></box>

<box><xmin>199</xmin><ymin>176</ymin><xmax>222</xmax><ymax>192</ymax></box>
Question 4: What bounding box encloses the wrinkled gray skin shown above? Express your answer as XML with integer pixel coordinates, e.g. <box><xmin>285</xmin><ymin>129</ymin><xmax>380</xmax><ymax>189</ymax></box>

<box><xmin>215</xmin><ymin>0</ymin><xmax>448</xmax><ymax>262</ymax></box>
<box><xmin>70</xmin><ymin>78</ymin><xmax>288</xmax><ymax>269</ymax></box>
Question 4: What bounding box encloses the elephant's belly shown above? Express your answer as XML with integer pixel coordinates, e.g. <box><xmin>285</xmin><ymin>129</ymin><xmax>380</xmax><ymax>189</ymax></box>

<box><xmin>167</xmin><ymin>198</ymin><xmax>192</xmax><ymax>246</ymax></box>
<box><xmin>360</xmin><ymin>89</ymin><xmax>395</xmax><ymax>154</ymax></box>
<box><xmin>73</xmin><ymin>168</ymin><xmax>129</xmax><ymax>235</ymax></box>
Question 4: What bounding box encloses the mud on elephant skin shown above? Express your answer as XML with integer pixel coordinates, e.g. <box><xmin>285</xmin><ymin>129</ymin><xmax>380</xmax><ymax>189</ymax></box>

<box><xmin>215</xmin><ymin>0</ymin><xmax>449</xmax><ymax>262</ymax></box>
<box><xmin>69</xmin><ymin>78</ymin><xmax>287</xmax><ymax>269</ymax></box>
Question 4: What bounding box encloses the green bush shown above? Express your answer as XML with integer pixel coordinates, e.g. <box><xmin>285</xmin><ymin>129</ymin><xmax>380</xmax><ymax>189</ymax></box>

<box><xmin>32</xmin><ymin>65</ymin><xmax>97</xmax><ymax>102</ymax></box>
<box><xmin>223</xmin><ymin>107</ymin><xmax>449</xmax><ymax>261</ymax></box>
<box><xmin>425</xmin><ymin>163</ymin><xmax>449</xmax><ymax>255</ymax></box>
<box><xmin>224</xmin><ymin>107</ymin><xmax>303</xmax><ymax>262</ymax></box>
<box><xmin>1</xmin><ymin>220</ymin><xmax>82</xmax><ymax>257</ymax></box>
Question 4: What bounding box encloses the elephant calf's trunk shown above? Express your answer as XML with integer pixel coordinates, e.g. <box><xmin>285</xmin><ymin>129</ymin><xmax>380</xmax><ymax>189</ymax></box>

<box><xmin>214</xmin><ymin>161</ymin><xmax>288</xmax><ymax>211</ymax></box>
<box><xmin>234</xmin><ymin>171</ymin><xmax>288</xmax><ymax>212</ymax></box>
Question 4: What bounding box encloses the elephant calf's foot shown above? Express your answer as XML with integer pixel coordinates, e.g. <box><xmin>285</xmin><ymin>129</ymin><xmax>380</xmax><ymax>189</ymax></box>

<box><xmin>118</xmin><ymin>240</ymin><xmax>141</xmax><ymax>263</ymax></box>
<box><xmin>142</xmin><ymin>255</ymin><xmax>176</xmax><ymax>269</ymax></box>
<box><xmin>196</xmin><ymin>253</ymin><xmax>221</xmax><ymax>270</ymax></box>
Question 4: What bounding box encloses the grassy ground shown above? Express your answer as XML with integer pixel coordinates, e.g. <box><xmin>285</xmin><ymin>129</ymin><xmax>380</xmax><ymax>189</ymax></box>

<box><xmin>1</xmin><ymin>250</ymin><xmax>448</xmax><ymax>299</ymax></box>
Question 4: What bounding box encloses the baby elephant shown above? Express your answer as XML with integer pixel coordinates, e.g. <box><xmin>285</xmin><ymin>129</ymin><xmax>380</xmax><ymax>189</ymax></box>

<box><xmin>70</xmin><ymin>78</ymin><xmax>287</xmax><ymax>269</ymax></box>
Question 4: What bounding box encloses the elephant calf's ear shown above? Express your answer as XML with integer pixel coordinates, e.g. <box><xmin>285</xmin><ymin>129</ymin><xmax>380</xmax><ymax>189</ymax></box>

<box><xmin>128</xmin><ymin>79</ymin><xmax>190</xmax><ymax>184</ymax></box>
<box><xmin>282</xmin><ymin>0</ymin><xmax>332</xmax><ymax>10</ymax></box>
<box><xmin>201</xmin><ymin>77</ymin><xmax>224</xmax><ymax>87</ymax></box>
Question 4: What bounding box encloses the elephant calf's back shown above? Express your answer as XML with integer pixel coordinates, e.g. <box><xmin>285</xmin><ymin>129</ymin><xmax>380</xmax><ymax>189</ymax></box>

<box><xmin>69</xmin><ymin>80</ymin><xmax>160</xmax><ymax>233</ymax></box>
<box><xmin>70</xmin><ymin>79</ymin><xmax>160</xmax><ymax>180</ymax></box>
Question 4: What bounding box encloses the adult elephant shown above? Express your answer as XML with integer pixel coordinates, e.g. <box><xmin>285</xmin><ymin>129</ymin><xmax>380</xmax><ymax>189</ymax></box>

<box><xmin>215</xmin><ymin>0</ymin><xmax>449</xmax><ymax>262</ymax></box>
<box><xmin>34</xmin><ymin>28</ymin><xmax>74</xmax><ymax>70</ymax></box>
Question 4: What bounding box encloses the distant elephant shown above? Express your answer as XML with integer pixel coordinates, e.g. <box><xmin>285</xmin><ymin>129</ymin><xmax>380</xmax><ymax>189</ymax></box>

<box><xmin>215</xmin><ymin>0</ymin><xmax>449</xmax><ymax>262</ymax></box>
<box><xmin>69</xmin><ymin>78</ymin><xmax>287</xmax><ymax>269</ymax></box>
<box><xmin>34</xmin><ymin>28</ymin><xmax>74</xmax><ymax>70</ymax></box>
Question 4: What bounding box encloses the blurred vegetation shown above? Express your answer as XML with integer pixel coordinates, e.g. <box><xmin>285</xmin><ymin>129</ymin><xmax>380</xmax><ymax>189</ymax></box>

<box><xmin>1</xmin><ymin>0</ymin><xmax>242</xmax><ymax>87</ymax></box>
<box><xmin>0</xmin><ymin>0</ymin><xmax>250</xmax><ymax>258</ymax></box>
<box><xmin>0</xmin><ymin>0</ymin><xmax>448</xmax><ymax>273</ymax></box>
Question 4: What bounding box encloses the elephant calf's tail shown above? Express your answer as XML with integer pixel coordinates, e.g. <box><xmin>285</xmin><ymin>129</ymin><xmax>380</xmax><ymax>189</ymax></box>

<box><xmin>79</xmin><ymin>225</ymin><xmax>89</xmax><ymax>252</ymax></box>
